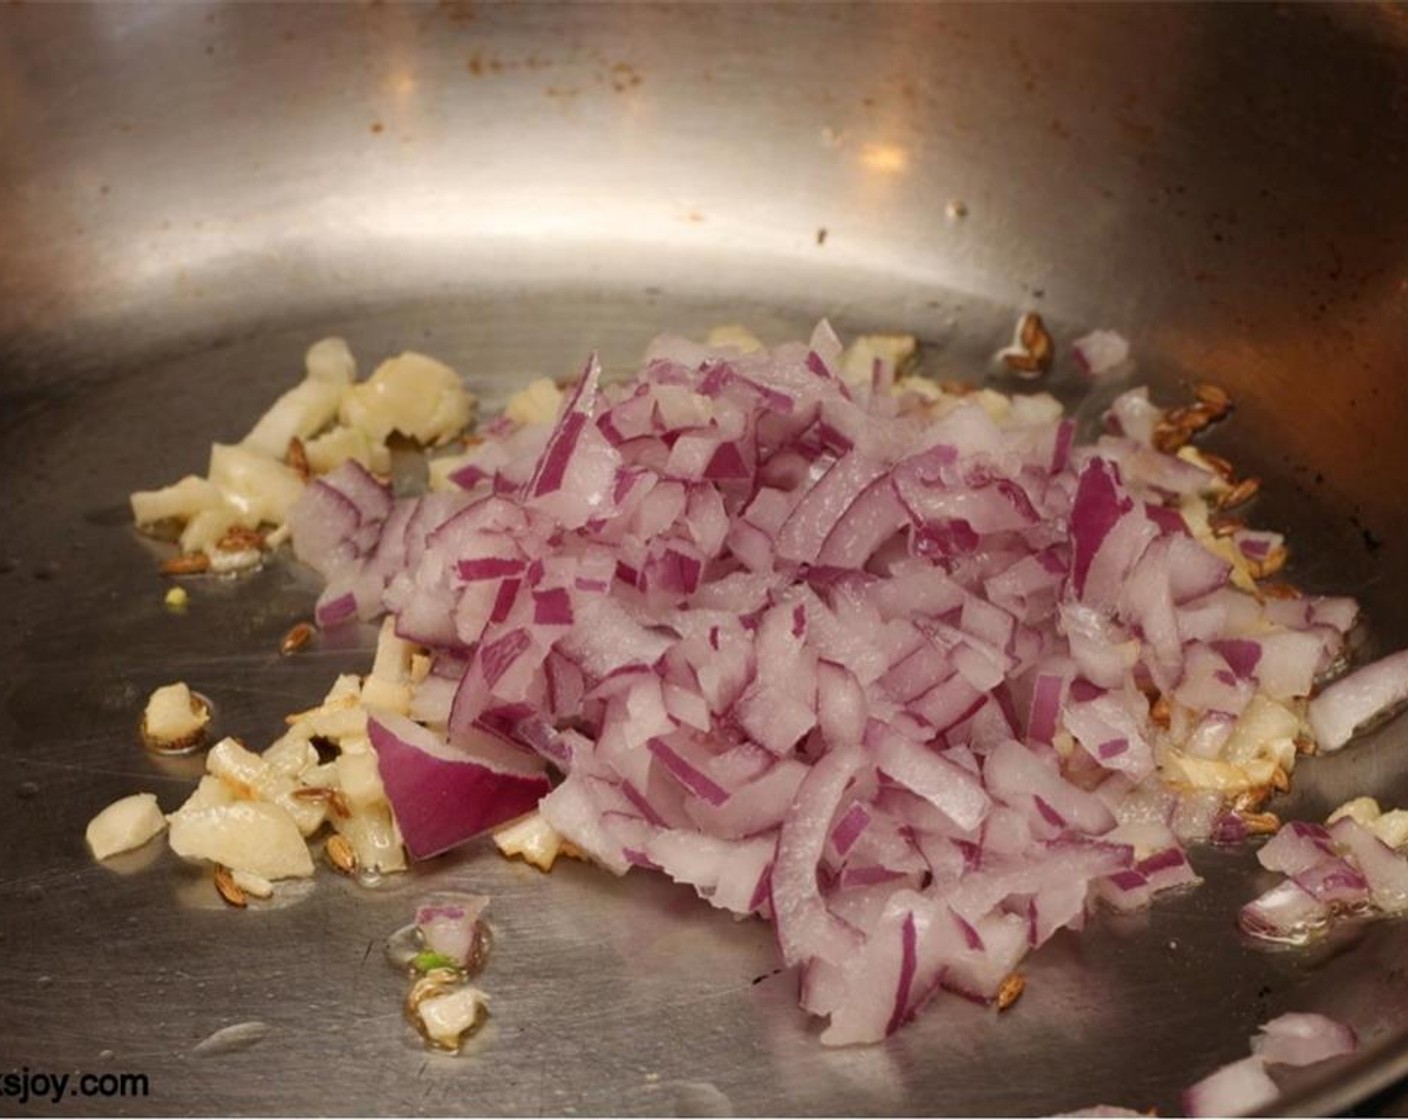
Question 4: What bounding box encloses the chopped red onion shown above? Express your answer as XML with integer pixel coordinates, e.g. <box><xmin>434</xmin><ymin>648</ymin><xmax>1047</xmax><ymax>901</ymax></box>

<box><xmin>1308</xmin><ymin>649</ymin><xmax>1408</xmax><ymax>752</ymax></box>
<box><xmin>1183</xmin><ymin>1009</ymin><xmax>1357</xmax><ymax>1118</ymax></box>
<box><xmin>1243</xmin><ymin>814</ymin><xmax>1408</xmax><ymax>944</ymax></box>
<box><xmin>1183</xmin><ymin>1056</ymin><xmax>1279</xmax><ymax>1118</ymax></box>
<box><xmin>278</xmin><ymin>326</ymin><xmax>1392</xmax><ymax>1045</ymax></box>
<box><xmin>368</xmin><ymin>713</ymin><xmax>550</xmax><ymax>860</ymax></box>
<box><xmin>1257</xmin><ymin>820</ymin><xmax>1338</xmax><ymax>876</ymax></box>
<box><xmin>1071</xmin><ymin>330</ymin><xmax>1130</xmax><ymax>377</ymax></box>
<box><xmin>1251</xmin><ymin>1011</ymin><xmax>1357</xmax><ymax>1067</ymax></box>
<box><xmin>415</xmin><ymin>893</ymin><xmax>489</xmax><ymax>966</ymax></box>
<box><xmin>315</xmin><ymin>588</ymin><xmax>358</xmax><ymax>628</ymax></box>
<box><xmin>1326</xmin><ymin>817</ymin><xmax>1408</xmax><ymax>910</ymax></box>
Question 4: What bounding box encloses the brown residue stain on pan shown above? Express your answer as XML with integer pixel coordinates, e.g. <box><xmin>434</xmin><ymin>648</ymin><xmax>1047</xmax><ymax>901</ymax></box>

<box><xmin>468</xmin><ymin>50</ymin><xmax>556</xmax><ymax>77</ymax></box>
<box><xmin>438</xmin><ymin>0</ymin><xmax>476</xmax><ymax>24</ymax></box>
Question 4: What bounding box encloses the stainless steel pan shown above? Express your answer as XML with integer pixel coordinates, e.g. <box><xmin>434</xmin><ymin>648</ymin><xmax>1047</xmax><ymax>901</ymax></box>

<box><xmin>3</xmin><ymin>4</ymin><xmax>1407</xmax><ymax>1114</ymax></box>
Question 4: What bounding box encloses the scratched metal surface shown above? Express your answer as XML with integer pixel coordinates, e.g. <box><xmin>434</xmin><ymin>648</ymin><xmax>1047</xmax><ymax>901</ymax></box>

<box><xmin>3</xmin><ymin>4</ymin><xmax>1408</xmax><ymax>1116</ymax></box>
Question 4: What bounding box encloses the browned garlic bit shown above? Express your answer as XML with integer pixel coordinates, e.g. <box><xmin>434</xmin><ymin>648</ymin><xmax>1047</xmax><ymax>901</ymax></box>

<box><xmin>839</xmin><ymin>333</ymin><xmax>919</xmax><ymax>384</ymax></box>
<box><xmin>97</xmin><ymin>616</ymin><xmax>432</xmax><ymax>893</ymax></box>
<box><xmin>85</xmin><ymin>793</ymin><xmax>168</xmax><ymax>860</ymax></box>
<box><xmin>129</xmin><ymin>337</ymin><xmax>477</xmax><ymax>573</ymax></box>
<box><xmin>406</xmin><ymin>970</ymin><xmax>488</xmax><ymax>1052</ymax></box>
<box><xmin>1327</xmin><ymin>798</ymin><xmax>1408</xmax><ymax>849</ymax></box>
<box><xmin>492</xmin><ymin>811</ymin><xmax>569</xmax><ymax>872</ymax></box>
<box><xmin>141</xmin><ymin>682</ymin><xmax>212</xmax><ymax>753</ymax></box>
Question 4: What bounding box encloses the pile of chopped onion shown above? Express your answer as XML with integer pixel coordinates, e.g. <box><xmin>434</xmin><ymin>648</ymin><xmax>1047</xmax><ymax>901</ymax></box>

<box><xmin>273</xmin><ymin>321</ymin><xmax>1407</xmax><ymax>1045</ymax></box>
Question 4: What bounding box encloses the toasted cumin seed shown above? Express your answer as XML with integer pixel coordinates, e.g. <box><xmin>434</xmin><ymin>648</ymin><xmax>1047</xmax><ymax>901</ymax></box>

<box><xmin>1166</xmin><ymin>404</ymin><xmax>1213</xmax><ymax>434</ymax></box>
<box><xmin>996</xmin><ymin>973</ymin><xmax>1026</xmax><ymax>1011</ymax></box>
<box><xmin>1233</xmin><ymin>788</ymin><xmax>1270</xmax><ymax>813</ymax></box>
<box><xmin>1153</xmin><ymin>422</ymin><xmax>1190</xmax><ymax>454</ymax></box>
<box><xmin>1200</xmin><ymin>451</ymin><xmax>1235</xmax><ymax>481</ymax></box>
<box><xmin>1149</xmin><ymin>695</ymin><xmax>1172</xmax><ymax>729</ymax></box>
<box><xmin>292</xmin><ymin>786</ymin><xmax>348</xmax><ymax>819</ymax></box>
<box><xmin>214</xmin><ymin>865</ymin><xmax>247</xmax><ymax>908</ymax></box>
<box><xmin>280</xmin><ymin>621</ymin><xmax>314</xmax><ymax>656</ymax></box>
<box><xmin>216</xmin><ymin>526</ymin><xmax>266</xmax><ymax>553</ymax></box>
<box><xmin>1249</xmin><ymin>544</ymin><xmax>1289</xmax><ymax>580</ymax></box>
<box><xmin>1216</xmin><ymin>477</ymin><xmax>1261</xmax><ymax>511</ymax></box>
<box><xmin>1240</xmin><ymin>811</ymin><xmax>1282</xmax><ymax>836</ymax></box>
<box><xmin>325</xmin><ymin>834</ymin><xmax>358</xmax><ymax>874</ymax></box>
<box><xmin>1210</xmin><ymin>514</ymin><xmax>1245</xmax><ymax>538</ymax></box>
<box><xmin>1193</xmin><ymin>382</ymin><xmax>1232</xmax><ymax>417</ymax></box>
